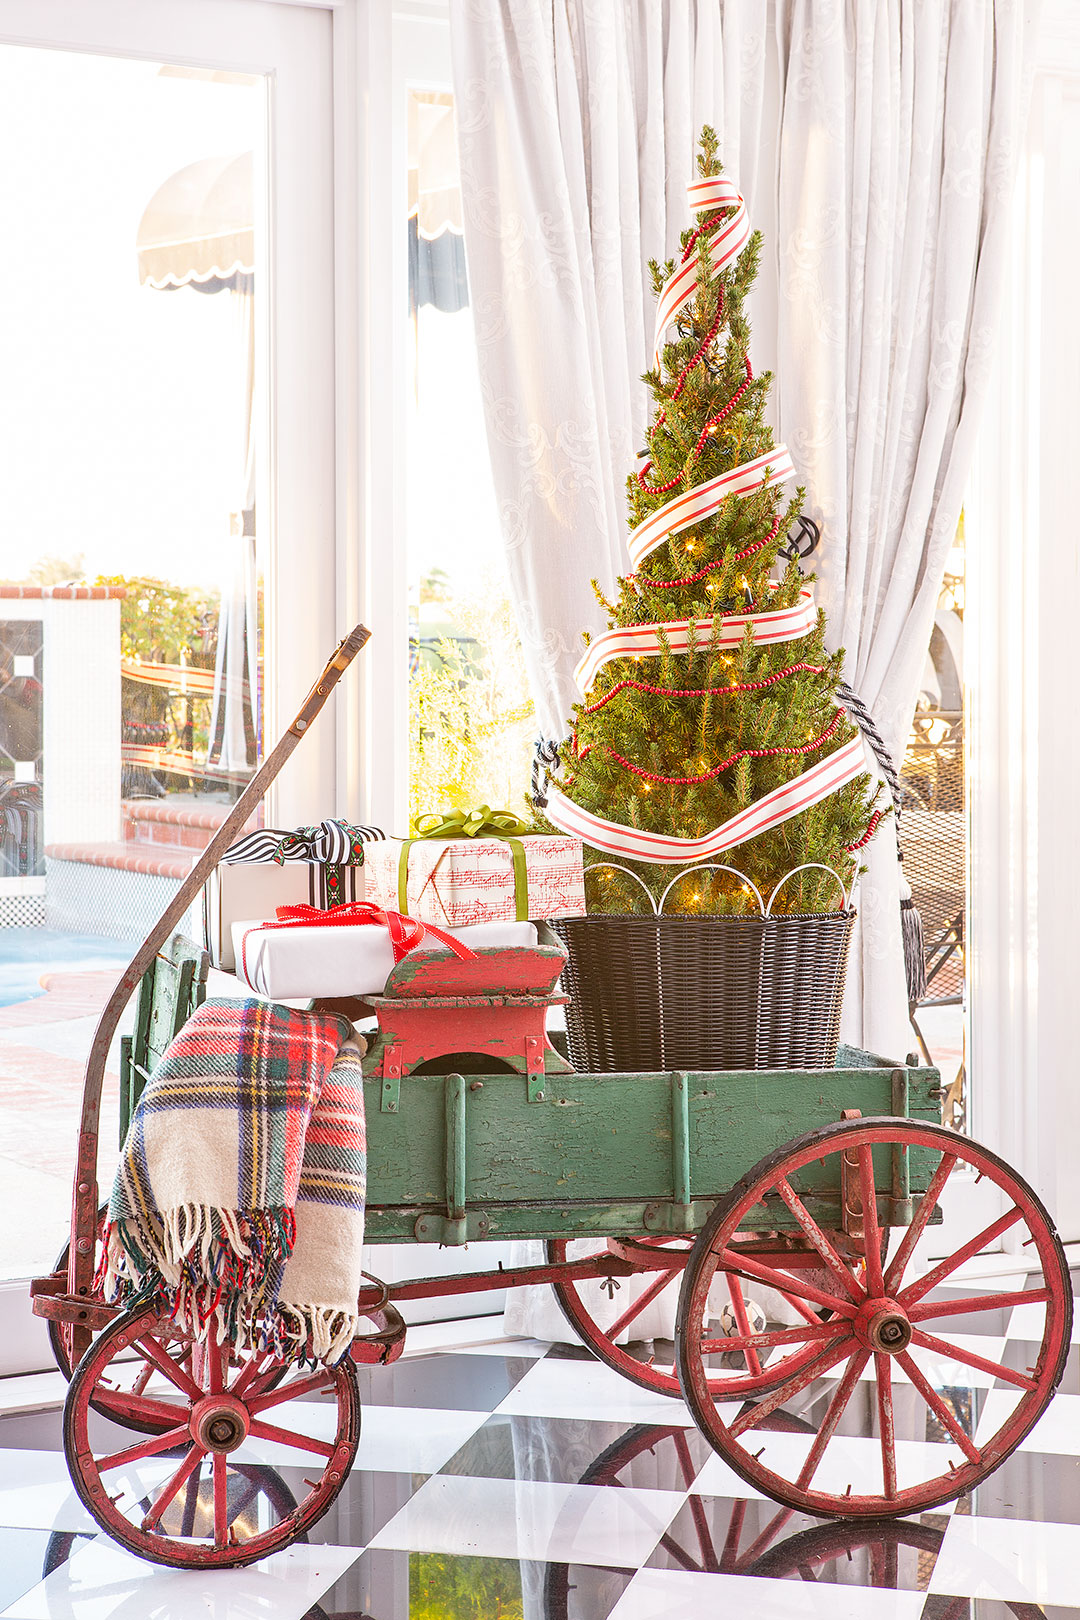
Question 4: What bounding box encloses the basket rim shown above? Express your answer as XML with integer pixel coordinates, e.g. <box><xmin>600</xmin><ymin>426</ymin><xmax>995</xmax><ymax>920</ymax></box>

<box><xmin>549</xmin><ymin>909</ymin><xmax>857</xmax><ymax>923</ymax></box>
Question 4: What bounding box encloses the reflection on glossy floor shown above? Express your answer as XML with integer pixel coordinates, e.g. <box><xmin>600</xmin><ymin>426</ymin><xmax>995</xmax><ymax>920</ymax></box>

<box><xmin>0</xmin><ymin>1267</ymin><xmax>1078</xmax><ymax>1620</ymax></box>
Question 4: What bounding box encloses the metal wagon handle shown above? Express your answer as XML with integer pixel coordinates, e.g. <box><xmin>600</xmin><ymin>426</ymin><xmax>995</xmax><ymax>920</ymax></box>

<box><xmin>66</xmin><ymin>625</ymin><xmax>371</xmax><ymax>1308</ymax></box>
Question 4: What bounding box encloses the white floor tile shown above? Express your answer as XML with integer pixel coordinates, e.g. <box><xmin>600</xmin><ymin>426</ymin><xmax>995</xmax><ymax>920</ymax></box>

<box><xmin>369</xmin><ymin>1472</ymin><xmax>684</xmax><ymax>1566</ymax></box>
<box><xmin>1</xmin><ymin>1534</ymin><xmax>359</xmax><ymax>1620</ymax></box>
<box><xmin>239</xmin><ymin>1399</ymin><xmax>485</xmax><ymax>1474</ymax></box>
<box><xmin>400</xmin><ymin>1316</ymin><xmax>549</xmax><ymax>1359</ymax></box>
<box><xmin>355</xmin><ymin>1404</ymin><xmax>486</xmax><ymax>1473</ymax></box>
<box><xmin>451</xmin><ymin>1336</ymin><xmax>552</xmax><ymax>1359</ymax></box>
<box><xmin>495</xmin><ymin>1356</ymin><xmax>695</xmax><ymax>1427</ymax></box>
<box><xmin>0</xmin><ymin>1449</ymin><xmax>98</xmax><ymax>1534</ymax></box>
<box><xmin>974</xmin><ymin>1387</ymin><xmax>1078</xmax><ymax>1453</ymax></box>
<box><xmin>0</xmin><ymin>1371</ymin><xmax>67</xmax><ymax>1417</ymax></box>
<box><xmin>927</xmin><ymin>1514</ymin><xmax>1080</xmax><ymax>1604</ymax></box>
<box><xmin>608</xmin><ymin>1566</ymin><xmax>927</xmax><ymax>1619</ymax></box>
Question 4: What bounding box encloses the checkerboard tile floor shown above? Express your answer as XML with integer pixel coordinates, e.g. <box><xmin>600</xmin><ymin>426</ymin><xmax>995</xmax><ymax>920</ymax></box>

<box><xmin>1</xmin><ymin>1268</ymin><xmax>1078</xmax><ymax>1620</ymax></box>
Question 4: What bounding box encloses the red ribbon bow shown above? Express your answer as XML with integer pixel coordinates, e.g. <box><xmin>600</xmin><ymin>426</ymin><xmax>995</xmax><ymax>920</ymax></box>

<box><xmin>268</xmin><ymin>901</ymin><xmax>476</xmax><ymax>963</ymax></box>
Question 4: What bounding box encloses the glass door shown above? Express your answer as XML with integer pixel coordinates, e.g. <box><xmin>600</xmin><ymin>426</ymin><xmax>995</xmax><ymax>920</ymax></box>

<box><xmin>0</xmin><ymin>0</ymin><xmax>335</xmax><ymax>1303</ymax></box>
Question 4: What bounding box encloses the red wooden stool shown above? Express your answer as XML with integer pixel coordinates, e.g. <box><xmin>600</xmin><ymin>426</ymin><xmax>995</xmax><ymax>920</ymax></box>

<box><xmin>362</xmin><ymin>945</ymin><xmax>573</xmax><ymax>1109</ymax></box>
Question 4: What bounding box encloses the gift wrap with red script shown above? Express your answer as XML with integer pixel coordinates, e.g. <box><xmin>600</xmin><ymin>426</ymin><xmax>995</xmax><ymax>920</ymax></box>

<box><xmin>365</xmin><ymin>835</ymin><xmax>586</xmax><ymax>927</ymax></box>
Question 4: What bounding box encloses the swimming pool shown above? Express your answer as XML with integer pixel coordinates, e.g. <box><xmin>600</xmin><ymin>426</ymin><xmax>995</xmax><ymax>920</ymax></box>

<box><xmin>0</xmin><ymin>928</ymin><xmax>133</xmax><ymax>1009</ymax></box>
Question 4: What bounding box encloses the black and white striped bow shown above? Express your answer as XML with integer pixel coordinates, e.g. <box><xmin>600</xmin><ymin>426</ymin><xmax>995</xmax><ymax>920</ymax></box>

<box><xmin>221</xmin><ymin>819</ymin><xmax>384</xmax><ymax>866</ymax></box>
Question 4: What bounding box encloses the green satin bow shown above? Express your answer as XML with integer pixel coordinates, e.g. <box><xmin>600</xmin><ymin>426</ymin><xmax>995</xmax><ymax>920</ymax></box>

<box><xmin>400</xmin><ymin>806</ymin><xmax>532</xmax><ymax>921</ymax></box>
<box><xmin>414</xmin><ymin>806</ymin><xmax>532</xmax><ymax>840</ymax></box>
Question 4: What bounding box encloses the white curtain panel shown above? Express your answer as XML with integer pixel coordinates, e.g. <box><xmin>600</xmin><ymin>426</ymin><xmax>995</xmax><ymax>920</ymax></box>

<box><xmin>774</xmin><ymin>0</ymin><xmax>1035</xmax><ymax>1056</ymax></box>
<box><xmin>449</xmin><ymin>0</ymin><xmax>773</xmax><ymax>742</ymax></box>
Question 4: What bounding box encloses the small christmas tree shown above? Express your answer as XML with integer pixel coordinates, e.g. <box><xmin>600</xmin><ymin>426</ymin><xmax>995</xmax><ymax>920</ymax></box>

<box><xmin>545</xmin><ymin>130</ymin><xmax>881</xmax><ymax>915</ymax></box>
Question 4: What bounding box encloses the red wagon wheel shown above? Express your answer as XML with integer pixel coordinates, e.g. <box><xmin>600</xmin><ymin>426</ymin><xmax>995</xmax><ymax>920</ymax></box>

<box><xmin>63</xmin><ymin>1300</ymin><xmax>360</xmax><ymax>1568</ymax></box>
<box><xmin>676</xmin><ymin>1117</ymin><xmax>1072</xmax><ymax>1519</ymax></box>
<box><xmin>546</xmin><ymin>1236</ymin><xmax>837</xmax><ymax>1399</ymax></box>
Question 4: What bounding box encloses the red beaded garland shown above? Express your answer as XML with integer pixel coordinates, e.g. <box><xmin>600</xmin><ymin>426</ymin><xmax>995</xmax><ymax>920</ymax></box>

<box><xmin>590</xmin><ymin>710</ymin><xmax>844</xmax><ymax>786</ymax></box>
<box><xmin>637</xmin><ymin>302</ymin><xmax>725</xmax><ymax>495</ymax></box>
<box><xmin>581</xmin><ymin>662</ymin><xmax>827</xmax><ymax>716</ymax></box>
<box><xmin>630</xmin><ymin>514</ymin><xmax>783</xmax><ymax>591</ymax></box>
<box><xmin>694</xmin><ymin>355</ymin><xmax>754</xmax><ymax>455</ymax></box>
<box><xmin>844</xmin><ymin>809</ymin><xmax>884</xmax><ymax>852</ymax></box>
<box><xmin>681</xmin><ymin>211</ymin><xmax>723</xmax><ymax>263</ymax></box>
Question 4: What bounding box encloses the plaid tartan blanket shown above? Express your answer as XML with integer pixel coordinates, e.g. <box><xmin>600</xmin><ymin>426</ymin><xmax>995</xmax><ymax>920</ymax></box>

<box><xmin>100</xmin><ymin>998</ymin><xmax>366</xmax><ymax>1365</ymax></box>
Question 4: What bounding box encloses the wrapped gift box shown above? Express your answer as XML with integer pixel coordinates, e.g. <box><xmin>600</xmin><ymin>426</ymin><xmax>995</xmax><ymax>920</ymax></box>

<box><xmin>364</xmin><ymin>835</ymin><xmax>586</xmax><ymax>927</ymax></box>
<box><xmin>203</xmin><ymin>820</ymin><xmax>383</xmax><ymax>971</ymax></box>
<box><xmin>203</xmin><ymin>863</ymin><xmax>362</xmax><ymax>972</ymax></box>
<box><xmin>234</xmin><ymin>917</ymin><xmax>538</xmax><ymax>1000</ymax></box>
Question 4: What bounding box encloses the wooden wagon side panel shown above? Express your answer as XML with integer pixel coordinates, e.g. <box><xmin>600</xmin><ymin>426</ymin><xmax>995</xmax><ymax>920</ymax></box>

<box><xmin>362</xmin><ymin>1055</ymin><xmax>942</xmax><ymax>1243</ymax></box>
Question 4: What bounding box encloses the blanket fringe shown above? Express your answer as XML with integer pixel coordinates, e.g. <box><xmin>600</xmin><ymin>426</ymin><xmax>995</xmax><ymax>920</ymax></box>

<box><xmin>100</xmin><ymin>1203</ymin><xmax>296</xmax><ymax>1337</ymax></box>
<box><xmin>270</xmin><ymin>1303</ymin><xmax>360</xmax><ymax>1367</ymax></box>
<box><xmin>98</xmin><ymin>1205</ymin><xmax>357</xmax><ymax>1365</ymax></box>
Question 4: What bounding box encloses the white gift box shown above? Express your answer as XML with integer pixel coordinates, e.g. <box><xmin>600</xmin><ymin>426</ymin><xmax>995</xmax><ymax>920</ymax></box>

<box><xmin>364</xmin><ymin>835</ymin><xmax>586</xmax><ymax>927</ymax></box>
<box><xmin>233</xmin><ymin>917</ymin><xmax>538</xmax><ymax>1000</ymax></box>
<box><xmin>203</xmin><ymin>862</ymin><xmax>363</xmax><ymax>972</ymax></box>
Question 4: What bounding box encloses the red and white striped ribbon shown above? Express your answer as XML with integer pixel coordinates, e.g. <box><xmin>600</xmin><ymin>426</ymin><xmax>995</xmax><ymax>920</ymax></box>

<box><xmin>574</xmin><ymin>587</ymin><xmax>817</xmax><ymax>694</ymax></box>
<box><xmin>652</xmin><ymin>175</ymin><xmax>748</xmax><ymax>366</ymax></box>
<box><xmin>628</xmin><ymin>445</ymin><xmax>796</xmax><ymax>568</ymax></box>
<box><xmin>545</xmin><ymin>735</ymin><xmax>866</xmax><ymax>865</ymax></box>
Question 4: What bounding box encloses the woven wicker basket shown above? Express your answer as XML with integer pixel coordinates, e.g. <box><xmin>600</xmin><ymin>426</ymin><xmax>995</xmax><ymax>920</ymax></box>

<box><xmin>548</xmin><ymin>908</ymin><xmax>855</xmax><ymax>1073</ymax></box>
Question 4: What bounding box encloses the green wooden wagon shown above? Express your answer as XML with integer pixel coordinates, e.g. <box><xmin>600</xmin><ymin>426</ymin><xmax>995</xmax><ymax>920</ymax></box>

<box><xmin>31</xmin><ymin>630</ymin><xmax>1073</xmax><ymax>1569</ymax></box>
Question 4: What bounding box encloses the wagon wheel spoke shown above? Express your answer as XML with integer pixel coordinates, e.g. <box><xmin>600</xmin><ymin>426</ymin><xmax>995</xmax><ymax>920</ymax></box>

<box><xmin>231</xmin><ymin>1353</ymin><xmax>281</xmax><ymax>1400</ymax></box>
<box><xmin>206</xmin><ymin>1318</ymin><xmax>226</xmax><ymax>1395</ymax></box>
<box><xmin>778</xmin><ymin>1288</ymin><xmax>831</xmax><ymax>1328</ymax></box>
<box><xmin>93</xmin><ymin>1392</ymin><xmax>188</xmax><ymax>1430</ymax></box>
<box><xmin>213</xmin><ymin>1453</ymin><xmax>230</xmax><ymax>1550</ymax></box>
<box><xmin>794</xmin><ymin>1348</ymin><xmax>870</xmax><ymax>1490</ymax></box>
<box><xmin>99</xmin><ymin>1425</ymin><xmax>191</xmax><ymax>1473</ymax></box>
<box><xmin>900</xmin><ymin>1205</ymin><xmax>1025</xmax><ymax>1306</ymax></box>
<box><xmin>907</xmin><ymin>1327</ymin><xmax>1037</xmax><ymax>1391</ymax></box>
<box><xmin>857</xmin><ymin>1148</ymin><xmax>884</xmax><ymax>1297</ymax></box>
<box><xmin>728</xmin><ymin>1336</ymin><xmax>856</xmax><ymax>1439</ymax></box>
<box><xmin>874</xmin><ymin>1351</ymin><xmax>897</xmax><ymax>1500</ymax></box>
<box><xmin>895</xmin><ymin>1350</ymin><xmax>981</xmax><ymax>1464</ymax></box>
<box><xmin>142</xmin><ymin>1442</ymin><xmax>206</xmax><ymax>1531</ymax></box>
<box><xmin>718</xmin><ymin>1248</ymin><xmax>858</xmax><ymax>1318</ymax></box>
<box><xmin>606</xmin><ymin>1268</ymin><xmax>680</xmax><ymax>1341</ymax></box>
<box><xmin>130</xmin><ymin>1361</ymin><xmax>155</xmax><ymax>1399</ymax></box>
<box><xmin>883</xmin><ymin>1153</ymin><xmax>957</xmax><ymax>1294</ymax></box>
<box><xmin>908</xmin><ymin>1287</ymin><xmax>1051</xmax><ymax>1324</ymax></box>
<box><xmin>724</xmin><ymin>1274</ymin><xmax>762</xmax><ymax>1376</ymax></box>
<box><xmin>246</xmin><ymin>1417</ymin><xmax>336</xmax><ymax>1458</ymax></box>
<box><xmin>134</xmin><ymin>1335</ymin><xmax>202</xmax><ymax>1401</ymax></box>
<box><xmin>247</xmin><ymin>1368</ymin><xmax>338</xmax><ymax>1414</ymax></box>
<box><xmin>699</xmin><ymin>1321</ymin><xmax>846</xmax><ymax>1355</ymax></box>
<box><xmin>774</xmin><ymin>1176</ymin><xmax>865</xmax><ymax>1302</ymax></box>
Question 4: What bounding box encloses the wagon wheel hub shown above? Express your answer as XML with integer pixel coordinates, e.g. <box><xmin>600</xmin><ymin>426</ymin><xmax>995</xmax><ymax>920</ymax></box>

<box><xmin>854</xmin><ymin>1297</ymin><xmax>913</xmax><ymax>1356</ymax></box>
<box><xmin>190</xmin><ymin>1394</ymin><xmax>250</xmax><ymax>1454</ymax></box>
